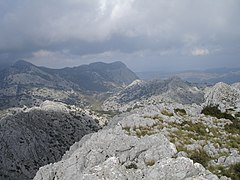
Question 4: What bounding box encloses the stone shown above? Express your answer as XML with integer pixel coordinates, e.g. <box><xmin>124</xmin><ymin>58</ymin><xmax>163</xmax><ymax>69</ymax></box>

<box><xmin>203</xmin><ymin>143</ymin><xmax>219</xmax><ymax>158</ymax></box>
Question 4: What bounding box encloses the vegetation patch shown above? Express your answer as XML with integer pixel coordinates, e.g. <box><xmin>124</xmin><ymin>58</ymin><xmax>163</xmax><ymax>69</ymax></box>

<box><xmin>122</xmin><ymin>126</ymin><xmax>131</xmax><ymax>134</ymax></box>
<box><xmin>161</xmin><ymin>110</ymin><xmax>174</xmax><ymax>117</ymax></box>
<box><xmin>210</xmin><ymin>163</ymin><xmax>240</xmax><ymax>179</ymax></box>
<box><xmin>125</xmin><ymin>163</ymin><xmax>138</xmax><ymax>169</ymax></box>
<box><xmin>135</xmin><ymin>126</ymin><xmax>155</xmax><ymax>138</ymax></box>
<box><xmin>94</xmin><ymin>109</ymin><xmax>120</xmax><ymax>118</ymax></box>
<box><xmin>225</xmin><ymin>118</ymin><xmax>240</xmax><ymax>134</ymax></box>
<box><xmin>226</xmin><ymin>135</ymin><xmax>240</xmax><ymax>151</ymax></box>
<box><xmin>235</xmin><ymin>112</ymin><xmax>240</xmax><ymax>118</ymax></box>
<box><xmin>188</xmin><ymin>149</ymin><xmax>212</xmax><ymax>168</ymax></box>
<box><xmin>174</xmin><ymin>108</ymin><xmax>187</xmax><ymax>116</ymax></box>
<box><xmin>201</xmin><ymin>106</ymin><xmax>235</xmax><ymax>120</ymax></box>
<box><xmin>175</xmin><ymin>144</ymin><xmax>187</xmax><ymax>152</ymax></box>
<box><xmin>182</xmin><ymin>121</ymin><xmax>207</xmax><ymax>136</ymax></box>
<box><xmin>143</xmin><ymin>114</ymin><xmax>163</xmax><ymax>122</ymax></box>
<box><xmin>145</xmin><ymin>160</ymin><xmax>155</xmax><ymax>166</ymax></box>
<box><xmin>221</xmin><ymin>163</ymin><xmax>240</xmax><ymax>179</ymax></box>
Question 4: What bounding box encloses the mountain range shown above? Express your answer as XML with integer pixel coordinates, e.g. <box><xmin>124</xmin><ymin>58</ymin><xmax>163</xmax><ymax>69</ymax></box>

<box><xmin>0</xmin><ymin>60</ymin><xmax>138</xmax><ymax>109</ymax></box>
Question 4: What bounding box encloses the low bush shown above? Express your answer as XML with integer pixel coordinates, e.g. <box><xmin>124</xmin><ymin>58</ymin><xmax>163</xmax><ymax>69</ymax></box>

<box><xmin>174</xmin><ymin>108</ymin><xmax>187</xmax><ymax>116</ymax></box>
<box><xmin>161</xmin><ymin>110</ymin><xmax>174</xmax><ymax>117</ymax></box>
<box><xmin>201</xmin><ymin>106</ymin><xmax>235</xmax><ymax>120</ymax></box>
<box><xmin>183</xmin><ymin>121</ymin><xmax>207</xmax><ymax>136</ymax></box>
<box><xmin>189</xmin><ymin>149</ymin><xmax>211</xmax><ymax>168</ymax></box>
<box><xmin>145</xmin><ymin>160</ymin><xmax>155</xmax><ymax>166</ymax></box>
<box><xmin>221</xmin><ymin>163</ymin><xmax>240</xmax><ymax>179</ymax></box>
<box><xmin>125</xmin><ymin>163</ymin><xmax>138</xmax><ymax>169</ymax></box>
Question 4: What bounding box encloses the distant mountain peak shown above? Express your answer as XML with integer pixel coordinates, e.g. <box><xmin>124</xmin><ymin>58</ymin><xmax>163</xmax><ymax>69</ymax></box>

<box><xmin>87</xmin><ymin>61</ymin><xmax>127</xmax><ymax>70</ymax></box>
<box><xmin>13</xmin><ymin>60</ymin><xmax>34</xmax><ymax>69</ymax></box>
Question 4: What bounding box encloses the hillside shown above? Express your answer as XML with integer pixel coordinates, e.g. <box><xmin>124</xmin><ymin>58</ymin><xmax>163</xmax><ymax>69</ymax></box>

<box><xmin>0</xmin><ymin>101</ymin><xmax>100</xmax><ymax>180</ymax></box>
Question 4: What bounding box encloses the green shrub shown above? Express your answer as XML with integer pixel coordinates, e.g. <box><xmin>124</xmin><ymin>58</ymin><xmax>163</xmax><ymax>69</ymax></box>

<box><xmin>225</xmin><ymin>118</ymin><xmax>240</xmax><ymax>134</ymax></box>
<box><xmin>189</xmin><ymin>149</ymin><xmax>211</xmax><ymax>168</ymax></box>
<box><xmin>123</xmin><ymin>126</ymin><xmax>131</xmax><ymax>133</ymax></box>
<box><xmin>220</xmin><ymin>163</ymin><xmax>240</xmax><ymax>179</ymax></box>
<box><xmin>135</xmin><ymin>126</ymin><xmax>155</xmax><ymax>138</ymax></box>
<box><xmin>125</xmin><ymin>163</ymin><xmax>138</xmax><ymax>169</ymax></box>
<box><xmin>145</xmin><ymin>160</ymin><xmax>155</xmax><ymax>166</ymax></box>
<box><xmin>201</xmin><ymin>106</ymin><xmax>235</xmax><ymax>120</ymax></box>
<box><xmin>174</xmin><ymin>108</ymin><xmax>187</xmax><ymax>116</ymax></box>
<box><xmin>235</xmin><ymin>112</ymin><xmax>240</xmax><ymax>118</ymax></box>
<box><xmin>183</xmin><ymin>121</ymin><xmax>207</xmax><ymax>136</ymax></box>
<box><xmin>161</xmin><ymin>110</ymin><xmax>174</xmax><ymax>117</ymax></box>
<box><xmin>175</xmin><ymin>144</ymin><xmax>187</xmax><ymax>152</ymax></box>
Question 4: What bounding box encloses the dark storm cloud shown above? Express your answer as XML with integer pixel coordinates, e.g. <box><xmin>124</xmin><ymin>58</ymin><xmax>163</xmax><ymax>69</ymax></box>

<box><xmin>0</xmin><ymin>0</ymin><xmax>239</xmax><ymax>71</ymax></box>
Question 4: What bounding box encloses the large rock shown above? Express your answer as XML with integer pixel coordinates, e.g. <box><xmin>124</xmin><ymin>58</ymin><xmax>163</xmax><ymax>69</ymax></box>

<box><xmin>0</xmin><ymin>101</ymin><xmax>100</xmax><ymax>180</ymax></box>
<box><xmin>204</xmin><ymin>82</ymin><xmax>240</xmax><ymax>111</ymax></box>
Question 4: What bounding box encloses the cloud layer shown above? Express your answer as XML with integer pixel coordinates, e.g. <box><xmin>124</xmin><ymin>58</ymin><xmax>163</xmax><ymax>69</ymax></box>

<box><xmin>0</xmin><ymin>0</ymin><xmax>240</xmax><ymax>71</ymax></box>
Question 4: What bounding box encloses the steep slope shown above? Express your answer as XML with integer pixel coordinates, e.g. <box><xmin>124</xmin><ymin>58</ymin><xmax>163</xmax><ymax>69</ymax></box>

<box><xmin>0</xmin><ymin>60</ymin><xmax>83</xmax><ymax>109</ymax></box>
<box><xmin>0</xmin><ymin>60</ymin><xmax>76</xmax><ymax>89</ymax></box>
<box><xmin>102</xmin><ymin>77</ymin><xmax>204</xmax><ymax>111</ymax></box>
<box><xmin>41</xmin><ymin>61</ymin><xmax>138</xmax><ymax>92</ymax></box>
<box><xmin>0</xmin><ymin>101</ymin><xmax>100</xmax><ymax>180</ymax></box>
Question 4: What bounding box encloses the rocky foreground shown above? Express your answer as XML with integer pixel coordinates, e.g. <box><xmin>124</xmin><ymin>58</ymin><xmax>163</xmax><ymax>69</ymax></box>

<box><xmin>34</xmin><ymin>111</ymin><xmax>219</xmax><ymax>180</ymax></box>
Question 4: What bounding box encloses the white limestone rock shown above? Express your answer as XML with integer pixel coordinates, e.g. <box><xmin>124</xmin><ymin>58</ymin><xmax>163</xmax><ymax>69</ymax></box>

<box><xmin>204</xmin><ymin>82</ymin><xmax>240</xmax><ymax>111</ymax></box>
<box><xmin>34</xmin><ymin>115</ymin><xmax>218</xmax><ymax>180</ymax></box>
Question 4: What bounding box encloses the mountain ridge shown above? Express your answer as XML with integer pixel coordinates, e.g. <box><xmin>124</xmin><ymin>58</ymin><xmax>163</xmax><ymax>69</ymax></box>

<box><xmin>0</xmin><ymin>60</ymin><xmax>138</xmax><ymax>109</ymax></box>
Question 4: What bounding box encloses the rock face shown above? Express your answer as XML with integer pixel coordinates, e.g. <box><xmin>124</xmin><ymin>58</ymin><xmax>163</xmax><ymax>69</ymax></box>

<box><xmin>0</xmin><ymin>101</ymin><xmax>100</xmax><ymax>180</ymax></box>
<box><xmin>34</xmin><ymin>111</ymin><xmax>218</xmax><ymax>180</ymax></box>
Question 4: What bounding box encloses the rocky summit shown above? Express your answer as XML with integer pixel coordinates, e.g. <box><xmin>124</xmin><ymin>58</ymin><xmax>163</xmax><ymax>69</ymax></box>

<box><xmin>0</xmin><ymin>101</ymin><xmax>100</xmax><ymax>180</ymax></box>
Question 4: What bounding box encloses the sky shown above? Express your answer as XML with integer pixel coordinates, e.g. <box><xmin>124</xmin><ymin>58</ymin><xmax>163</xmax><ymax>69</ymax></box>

<box><xmin>0</xmin><ymin>0</ymin><xmax>240</xmax><ymax>72</ymax></box>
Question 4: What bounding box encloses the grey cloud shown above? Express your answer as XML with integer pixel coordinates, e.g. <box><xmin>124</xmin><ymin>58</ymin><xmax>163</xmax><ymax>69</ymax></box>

<box><xmin>0</xmin><ymin>0</ymin><xmax>239</xmax><ymax>71</ymax></box>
